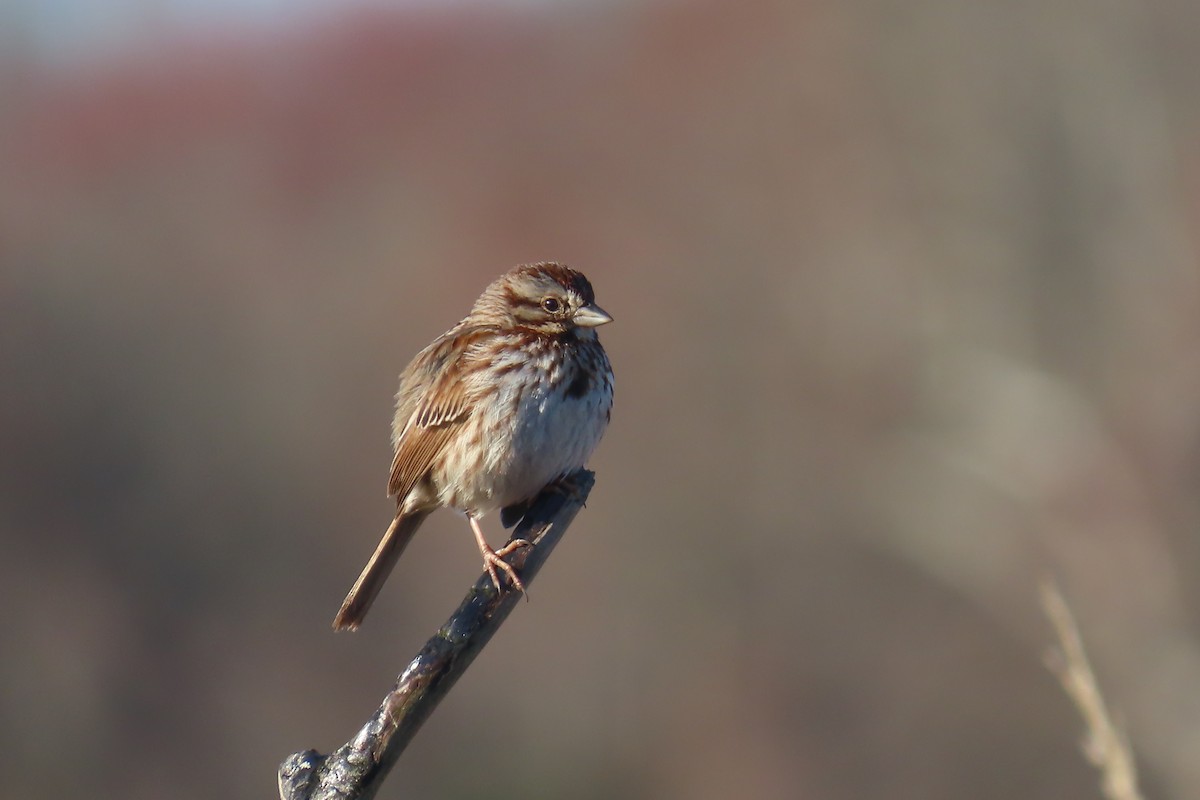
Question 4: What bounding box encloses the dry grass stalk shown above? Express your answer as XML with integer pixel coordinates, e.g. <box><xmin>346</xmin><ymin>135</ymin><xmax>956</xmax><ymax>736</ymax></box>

<box><xmin>1040</xmin><ymin>580</ymin><xmax>1145</xmax><ymax>800</ymax></box>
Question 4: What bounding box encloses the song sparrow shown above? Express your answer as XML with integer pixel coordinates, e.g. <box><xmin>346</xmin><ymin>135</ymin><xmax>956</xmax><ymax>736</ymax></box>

<box><xmin>333</xmin><ymin>262</ymin><xmax>614</xmax><ymax>631</ymax></box>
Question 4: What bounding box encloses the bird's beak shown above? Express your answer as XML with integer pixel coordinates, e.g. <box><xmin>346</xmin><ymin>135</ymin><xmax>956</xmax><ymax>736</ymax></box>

<box><xmin>573</xmin><ymin>303</ymin><xmax>613</xmax><ymax>328</ymax></box>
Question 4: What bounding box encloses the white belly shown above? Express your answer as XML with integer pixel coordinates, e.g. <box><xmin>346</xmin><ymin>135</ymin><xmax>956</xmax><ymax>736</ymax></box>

<box><xmin>499</xmin><ymin>377</ymin><xmax>610</xmax><ymax>502</ymax></box>
<box><xmin>441</xmin><ymin>356</ymin><xmax>612</xmax><ymax>514</ymax></box>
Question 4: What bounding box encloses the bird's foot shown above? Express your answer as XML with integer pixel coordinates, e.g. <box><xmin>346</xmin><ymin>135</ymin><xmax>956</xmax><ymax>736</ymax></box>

<box><xmin>546</xmin><ymin>472</ymin><xmax>589</xmax><ymax>504</ymax></box>
<box><xmin>480</xmin><ymin>538</ymin><xmax>532</xmax><ymax>596</ymax></box>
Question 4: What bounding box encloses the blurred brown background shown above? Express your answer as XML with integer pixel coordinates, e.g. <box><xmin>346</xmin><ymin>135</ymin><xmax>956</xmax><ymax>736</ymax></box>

<box><xmin>3</xmin><ymin>1</ymin><xmax>1200</xmax><ymax>798</ymax></box>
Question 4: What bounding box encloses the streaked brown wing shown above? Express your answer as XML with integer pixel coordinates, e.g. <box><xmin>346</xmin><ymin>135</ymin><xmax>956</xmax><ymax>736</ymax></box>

<box><xmin>386</xmin><ymin>326</ymin><xmax>491</xmax><ymax>501</ymax></box>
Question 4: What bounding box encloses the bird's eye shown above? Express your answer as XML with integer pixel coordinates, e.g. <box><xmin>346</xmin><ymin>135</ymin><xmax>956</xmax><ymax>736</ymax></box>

<box><xmin>541</xmin><ymin>297</ymin><xmax>561</xmax><ymax>313</ymax></box>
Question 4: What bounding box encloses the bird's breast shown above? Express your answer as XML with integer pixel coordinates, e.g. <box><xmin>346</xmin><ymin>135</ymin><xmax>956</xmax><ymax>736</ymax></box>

<box><xmin>441</xmin><ymin>339</ymin><xmax>613</xmax><ymax>514</ymax></box>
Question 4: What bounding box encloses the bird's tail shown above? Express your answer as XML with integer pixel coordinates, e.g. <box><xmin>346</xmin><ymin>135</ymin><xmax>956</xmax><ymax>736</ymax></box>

<box><xmin>333</xmin><ymin>510</ymin><xmax>431</xmax><ymax>631</ymax></box>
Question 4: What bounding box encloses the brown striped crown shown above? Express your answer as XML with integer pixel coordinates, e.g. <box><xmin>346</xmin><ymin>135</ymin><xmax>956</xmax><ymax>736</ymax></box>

<box><xmin>470</xmin><ymin>262</ymin><xmax>609</xmax><ymax>336</ymax></box>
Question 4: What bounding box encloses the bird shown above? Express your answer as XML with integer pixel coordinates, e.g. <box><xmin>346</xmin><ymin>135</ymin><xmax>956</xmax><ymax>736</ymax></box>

<box><xmin>333</xmin><ymin>262</ymin><xmax>614</xmax><ymax>631</ymax></box>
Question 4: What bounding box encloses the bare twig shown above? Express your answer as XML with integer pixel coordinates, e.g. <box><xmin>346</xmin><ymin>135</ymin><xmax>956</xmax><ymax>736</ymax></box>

<box><xmin>279</xmin><ymin>469</ymin><xmax>596</xmax><ymax>800</ymax></box>
<box><xmin>1040</xmin><ymin>580</ymin><xmax>1145</xmax><ymax>800</ymax></box>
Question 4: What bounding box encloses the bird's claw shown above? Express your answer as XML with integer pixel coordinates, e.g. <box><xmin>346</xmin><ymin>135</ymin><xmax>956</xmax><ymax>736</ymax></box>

<box><xmin>547</xmin><ymin>473</ymin><xmax>588</xmax><ymax>504</ymax></box>
<box><xmin>482</xmin><ymin>539</ymin><xmax>533</xmax><ymax>597</ymax></box>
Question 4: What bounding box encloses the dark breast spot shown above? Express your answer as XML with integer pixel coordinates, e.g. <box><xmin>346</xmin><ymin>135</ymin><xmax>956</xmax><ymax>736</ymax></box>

<box><xmin>564</xmin><ymin>368</ymin><xmax>591</xmax><ymax>399</ymax></box>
